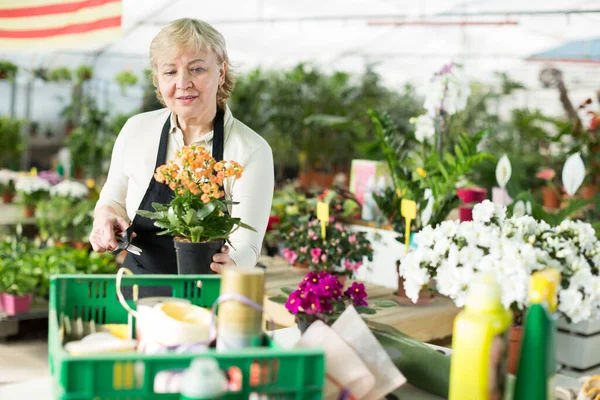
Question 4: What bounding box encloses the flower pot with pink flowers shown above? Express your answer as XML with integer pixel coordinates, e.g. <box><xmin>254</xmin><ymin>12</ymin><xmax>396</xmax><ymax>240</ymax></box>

<box><xmin>280</xmin><ymin>217</ymin><xmax>373</xmax><ymax>280</ymax></box>
<box><xmin>269</xmin><ymin>271</ymin><xmax>376</xmax><ymax>333</ymax></box>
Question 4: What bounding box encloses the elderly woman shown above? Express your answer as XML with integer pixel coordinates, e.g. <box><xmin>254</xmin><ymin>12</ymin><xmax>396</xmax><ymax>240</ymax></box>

<box><xmin>90</xmin><ymin>18</ymin><xmax>274</xmax><ymax>275</ymax></box>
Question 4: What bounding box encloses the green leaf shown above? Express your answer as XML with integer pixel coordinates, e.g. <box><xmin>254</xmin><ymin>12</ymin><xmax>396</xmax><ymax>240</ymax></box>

<box><xmin>454</xmin><ymin>144</ymin><xmax>465</xmax><ymax>164</ymax></box>
<box><xmin>268</xmin><ymin>295</ymin><xmax>288</xmax><ymax>304</ymax></box>
<box><xmin>136</xmin><ymin>210</ymin><xmax>158</xmax><ymax>219</ymax></box>
<box><xmin>443</xmin><ymin>152</ymin><xmax>456</xmax><ymax>167</ymax></box>
<box><xmin>280</xmin><ymin>287</ymin><xmax>295</xmax><ymax>295</ymax></box>
<box><xmin>372</xmin><ymin>300</ymin><xmax>398</xmax><ymax>308</ymax></box>
<box><xmin>184</xmin><ymin>209</ymin><xmax>196</xmax><ymax>225</ymax></box>
<box><xmin>437</xmin><ymin>162</ymin><xmax>449</xmax><ymax>181</ymax></box>
<box><xmin>196</xmin><ymin>202</ymin><xmax>217</xmax><ymax>220</ymax></box>
<box><xmin>167</xmin><ymin>207</ymin><xmax>179</xmax><ymax>225</ymax></box>
<box><xmin>355</xmin><ymin>306</ymin><xmax>377</xmax><ymax>315</ymax></box>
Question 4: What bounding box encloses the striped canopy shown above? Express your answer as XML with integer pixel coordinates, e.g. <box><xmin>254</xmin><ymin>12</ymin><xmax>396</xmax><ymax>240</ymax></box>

<box><xmin>0</xmin><ymin>0</ymin><xmax>122</xmax><ymax>50</ymax></box>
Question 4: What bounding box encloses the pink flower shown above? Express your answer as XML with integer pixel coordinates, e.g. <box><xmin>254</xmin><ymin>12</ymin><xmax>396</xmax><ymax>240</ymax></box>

<box><xmin>282</xmin><ymin>248</ymin><xmax>298</xmax><ymax>265</ymax></box>
<box><xmin>344</xmin><ymin>259</ymin><xmax>363</xmax><ymax>271</ymax></box>
<box><xmin>328</xmin><ymin>217</ymin><xmax>334</xmax><ymax>223</ymax></box>
<box><xmin>348</xmin><ymin>235</ymin><xmax>357</xmax><ymax>244</ymax></box>
<box><xmin>312</xmin><ymin>235</ymin><xmax>319</xmax><ymax>241</ymax></box>
<box><xmin>300</xmin><ymin>246</ymin><xmax>308</xmax><ymax>253</ymax></box>
<box><xmin>536</xmin><ymin>169</ymin><xmax>556</xmax><ymax>181</ymax></box>
<box><xmin>335</xmin><ymin>223</ymin><xmax>343</xmax><ymax>231</ymax></box>
<box><xmin>285</xmin><ymin>291</ymin><xmax>303</xmax><ymax>314</ymax></box>
<box><xmin>320</xmin><ymin>254</ymin><xmax>328</xmax><ymax>262</ymax></box>
<box><xmin>311</xmin><ymin>248</ymin><xmax>322</xmax><ymax>259</ymax></box>
<box><xmin>308</xmin><ymin>229</ymin><xmax>315</xmax><ymax>237</ymax></box>
<box><xmin>345</xmin><ymin>282</ymin><xmax>368</xmax><ymax>307</ymax></box>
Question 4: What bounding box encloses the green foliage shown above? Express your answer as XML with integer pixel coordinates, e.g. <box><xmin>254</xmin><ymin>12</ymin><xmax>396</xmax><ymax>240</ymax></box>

<box><xmin>229</xmin><ymin>64</ymin><xmax>422</xmax><ymax>180</ymax></box>
<box><xmin>36</xmin><ymin>198</ymin><xmax>94</xmax><ymax>242</ymax></box>
<box><xmin>48</xmin><ymin>67</ymin><xmax>72</xmax><ymax>82</ymax></box>
<box><xmin>115</xmin><ymin>70</ymin><xmax>138</xmax><ymax>94</ymax></box>
<box><xmin>0</xmin><ymin>236</ymin><xmax>117</xmax><ymax>297</ymax></box>
<box><xmin>0</xmin><ymin>117</ymin><xmax>23</xmax><ymax>169</ymax></box>
<box><xmin>508</xmin><ymin>191</ymin><xmax>598</xmax><ymax>226</ymax></box>
<box><xmin>0</xmin><ymin>60</ymin><xmax>18</xmax><ymax>81</ymax></box>
<box><xmin>137</xmin><ymin>193</ymin><xmax>255</xmax><ymax>244</ymax></box>
<box><xmin>370</xmin><ymin>109</ymin><xmax>491</xmax><ymax>240</ymax></box>
<box><xmin>75</xmin><ymin>65</ymin><xmax>93</xmax><ymax>82</ymax></box>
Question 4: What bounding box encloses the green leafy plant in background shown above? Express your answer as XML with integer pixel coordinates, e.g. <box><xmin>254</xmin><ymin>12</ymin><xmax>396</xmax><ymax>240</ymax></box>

<box><xmin>229</xmin><ymin>64</ymin><xmax>422</xmax><ymax>182</ymax></box>
<box><xmin>48</xmin><ymin>67</ymin><xmax>72</xmax><ymax>82</ymax></box>
<box><xmin>115</xmin><ymin>70</ymin><xmax>138</xmax><ymax>94</ymax></box>
<box><xmin>0</xmin><ymin>60</ymin><xmax>18</xmax><ymax>81</ymax></box>
<box><xmin>75</xmin><ymin>65</ymin><xmax>93</xmax><ymax>82</ymax></box>
<box><xmin>0</xmin><ymin>235</ymin><xmax>117</xmax><ymax>298</ymax></box>
<box><xmin>0</xmin><ymin>117</ymin><xmax>24</xmax><ymax>169</ymax></box>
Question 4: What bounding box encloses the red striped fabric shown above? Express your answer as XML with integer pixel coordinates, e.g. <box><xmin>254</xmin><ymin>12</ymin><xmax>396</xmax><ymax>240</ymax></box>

<box><xmin>0</xmin><ymin>0</ymin><xmax>120</xmax><ymax>18</ymax></box>
<box><xmin>0</xmin><ymin>0</ymin><xmax>122</xmax><ymax>47</ymax></box>
<box><xmin>0</xmin><ymin>16</ymin><xmax>121</xmax><ymax>38</ymax></box>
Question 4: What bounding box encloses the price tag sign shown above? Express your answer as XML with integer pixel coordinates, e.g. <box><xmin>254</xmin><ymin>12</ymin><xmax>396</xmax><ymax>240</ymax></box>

<box><xmin>401</xmin><ymin>199</ymin><xmax>417</xmax><ymax>253</ymax></box>
<box><xmin>316</xmin><ymin>201</ymin><xmax>329</xmax><ymax>240</ymax></box>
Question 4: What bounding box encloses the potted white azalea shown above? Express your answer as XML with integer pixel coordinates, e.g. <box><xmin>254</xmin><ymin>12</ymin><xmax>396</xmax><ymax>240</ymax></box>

<box><xmin>15</xmin><ymin>176</ymin><xmax>51</xmax><ymax>218</ymax></box>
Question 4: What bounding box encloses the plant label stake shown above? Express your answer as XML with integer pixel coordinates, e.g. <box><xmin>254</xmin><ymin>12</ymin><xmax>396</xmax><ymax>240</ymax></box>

<box><xmin>317</xmin><ymin>201</ymin><xmax>329</xmax><ymax>240</ymax></box>
<box><xmin>401</xmin><ymin>199</ymin><xmax>416</xmax><ymax>253</ymax></box>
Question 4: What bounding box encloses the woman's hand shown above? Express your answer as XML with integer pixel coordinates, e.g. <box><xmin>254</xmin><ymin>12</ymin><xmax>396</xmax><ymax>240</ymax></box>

<box><xmin>90</xmin><ymin>206</ymin><xmax>131</xmax><ymax>253</ymax></box>
<box><xmin>210</xmin><ymin>245</ymin><xmax>236</xmax><ymax>273</ymax></box>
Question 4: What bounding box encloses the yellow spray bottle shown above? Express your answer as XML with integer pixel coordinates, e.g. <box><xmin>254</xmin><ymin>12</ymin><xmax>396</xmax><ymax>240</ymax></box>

<box><xmin>449</xmin><ymin>272</ymin><xmax>513</xmax><ymax>400</ymax></box>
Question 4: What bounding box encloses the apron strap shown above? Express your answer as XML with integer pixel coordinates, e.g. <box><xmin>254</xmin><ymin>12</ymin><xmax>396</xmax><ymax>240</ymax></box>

<box><xmin>212</xmin><ymin>107</ymin><xmax>225</xmax><ymax>162</ymax></box>
<box><xmin>155</xmin><ymin>115</ymin><xmax>172</xmax><ymax>169</ymax></box>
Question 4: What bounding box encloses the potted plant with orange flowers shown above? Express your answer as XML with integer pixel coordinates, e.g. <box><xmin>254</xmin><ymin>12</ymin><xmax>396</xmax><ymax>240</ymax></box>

<box><xmin>137</xmin><ymin>145</ymin><xmax>254</xmax><ymax>274</ymax></box>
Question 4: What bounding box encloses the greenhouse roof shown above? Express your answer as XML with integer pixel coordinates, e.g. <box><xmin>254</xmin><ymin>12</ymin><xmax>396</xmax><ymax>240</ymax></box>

<box><xmin>2</xmin><ymin>0</ymin><xmax>600</xmax><ymax>90</ymax></box>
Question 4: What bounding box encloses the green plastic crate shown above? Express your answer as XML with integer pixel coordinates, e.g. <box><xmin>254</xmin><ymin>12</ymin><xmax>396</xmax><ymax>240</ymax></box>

<box><xmin>49</xmin><ymin>274</ymin><xmax>325</xmax><ymax>400</ymax></box>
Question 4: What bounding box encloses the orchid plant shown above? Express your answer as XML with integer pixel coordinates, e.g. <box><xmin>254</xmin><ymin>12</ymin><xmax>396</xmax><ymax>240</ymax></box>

<box><xmin>371</xmin><ymin>63</ymin><xmax>492</xmax><ymax>242</ymax></box>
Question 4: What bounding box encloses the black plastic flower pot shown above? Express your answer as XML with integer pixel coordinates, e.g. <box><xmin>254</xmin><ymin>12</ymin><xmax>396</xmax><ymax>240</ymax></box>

<box><xmin>174</xmin><ymin>238</ymin><xmax>225</xmax><ymax>275</ymax></box>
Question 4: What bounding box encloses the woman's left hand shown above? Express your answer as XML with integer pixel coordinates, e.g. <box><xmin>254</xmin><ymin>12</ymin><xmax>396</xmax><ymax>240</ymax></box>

<box><xmin>211</xmin><ymin>245</ymin><xmax>236</xmax><ymax>273</ymax></box>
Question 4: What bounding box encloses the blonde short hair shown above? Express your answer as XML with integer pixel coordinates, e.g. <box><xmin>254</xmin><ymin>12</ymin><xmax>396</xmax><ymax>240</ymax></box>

<box><xmin>149</xmin><ymin>18</ymin><xmax>235</xmax><ymax>109</ymax></box>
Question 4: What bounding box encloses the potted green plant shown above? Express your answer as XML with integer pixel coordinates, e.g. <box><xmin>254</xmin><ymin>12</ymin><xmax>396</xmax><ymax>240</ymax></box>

<box><xmin>48</xmin><ymin>67</ymin><xmax>72</xmax><ymax>82</ymax></box>
<box><xmin>0</xmin><ymin>117</ymin><xmax>24</xmax><ymax>170</ymax></box>
<box><xmin>15</xmin><ymin>176</ymin><xmax>51</xmax><ymax>218</ymax></box>
<box><xmin>71</xmin><ymin>199</ymin><xmax>95</xmax><ymax>248</ymax></box>
<box><xmin>0</xmin><ymin>253</ymin><xmax>38</xmax><ymax>316</ymax></box>
<box><xmin>0</xmin><ymin>169</ymin><xmax>17</xmax><ymax>204</ymax></box>
<box><xmin>115</xmin><ymin>70</ymin><xmax>138</xmax><ymax>94</ymax></box>
<box><xmin>137</xmin><ymin>145</ymin><xmax>255</xmax><ymax>274</ymax></box>
<box><xmin>0</xmin><ymin>60</ymin><xmax>18</xmax><ymax>81</ymax></box>
<box><xmin>535</xmin><ymin>168</ymin><xmax>562</xmax><ymax>209</ymax></box>
<box><xmin>75</xmin><ymin>65</ymin><xmax>93</xmax><ymax>82</ymax></box>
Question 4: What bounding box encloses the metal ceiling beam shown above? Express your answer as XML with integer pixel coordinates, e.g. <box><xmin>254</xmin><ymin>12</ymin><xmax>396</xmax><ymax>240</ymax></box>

<box><xmin>147</xmin><ymin>9</ymin><xmax>600</xmax><ymax>26</ymax></box>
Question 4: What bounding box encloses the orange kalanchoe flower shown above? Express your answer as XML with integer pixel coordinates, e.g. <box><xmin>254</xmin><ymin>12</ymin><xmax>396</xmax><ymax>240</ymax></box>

<box><xmin>154</xmin><ymin>145</ymin><xmax>244</xmax><ymax>201</ymax></box>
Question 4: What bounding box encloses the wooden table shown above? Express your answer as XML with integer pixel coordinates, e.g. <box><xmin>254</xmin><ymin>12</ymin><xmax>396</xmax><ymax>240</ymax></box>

<box><xmin>261</xmin><ymin>256</ymin><xmax>460</xmax><ymax>343</ymax></box>
<box><xmin>0</xmin><ymin>204</ymin><xmax>34</xmax><ymax>226</ymax></box>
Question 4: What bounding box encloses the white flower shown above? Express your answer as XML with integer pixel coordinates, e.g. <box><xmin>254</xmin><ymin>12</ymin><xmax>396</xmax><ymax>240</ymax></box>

<box><xmin>15</xmin><ymin>176</ymin><xmax>51</xmax><ymax>194</ymax></box>
<box><xmin>414</xmin><ymin>225</ymin><xmax>435</xmax><ymax>248</ymax></box>
<box><xmin>414</xmin><ymin>114</ymin><xmax>435</xmax><ymax>143</ymax></box>
<box><xmin>50</xmin><ymin>180</ymin><xmax>89</xmax><ymax>199</ymax></box>
<box><xmin>472</xmin><ymin>200</ymin><xmax>496</xmax><ymax>223</ymax></box>
<box><xmin>423</xmin><ymin>63</ymin><xmax>471</xmax><ymax>117</ymax></box>
<box><xmin>0</xmin><ymin>169</ymin><xmax>18</xmax><ymax>186</ymax></box>
<box><xmin>400</xmin><ymin>200</ymin><xmax>600</xmax><ymax>323</ymax></box>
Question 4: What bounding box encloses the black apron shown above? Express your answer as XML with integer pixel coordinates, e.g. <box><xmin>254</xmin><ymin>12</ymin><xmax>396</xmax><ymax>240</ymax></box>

<box><xmin>122</xmin><ymin>108</ymin><xmax>226</xmax><ymax>278</ymax></box>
